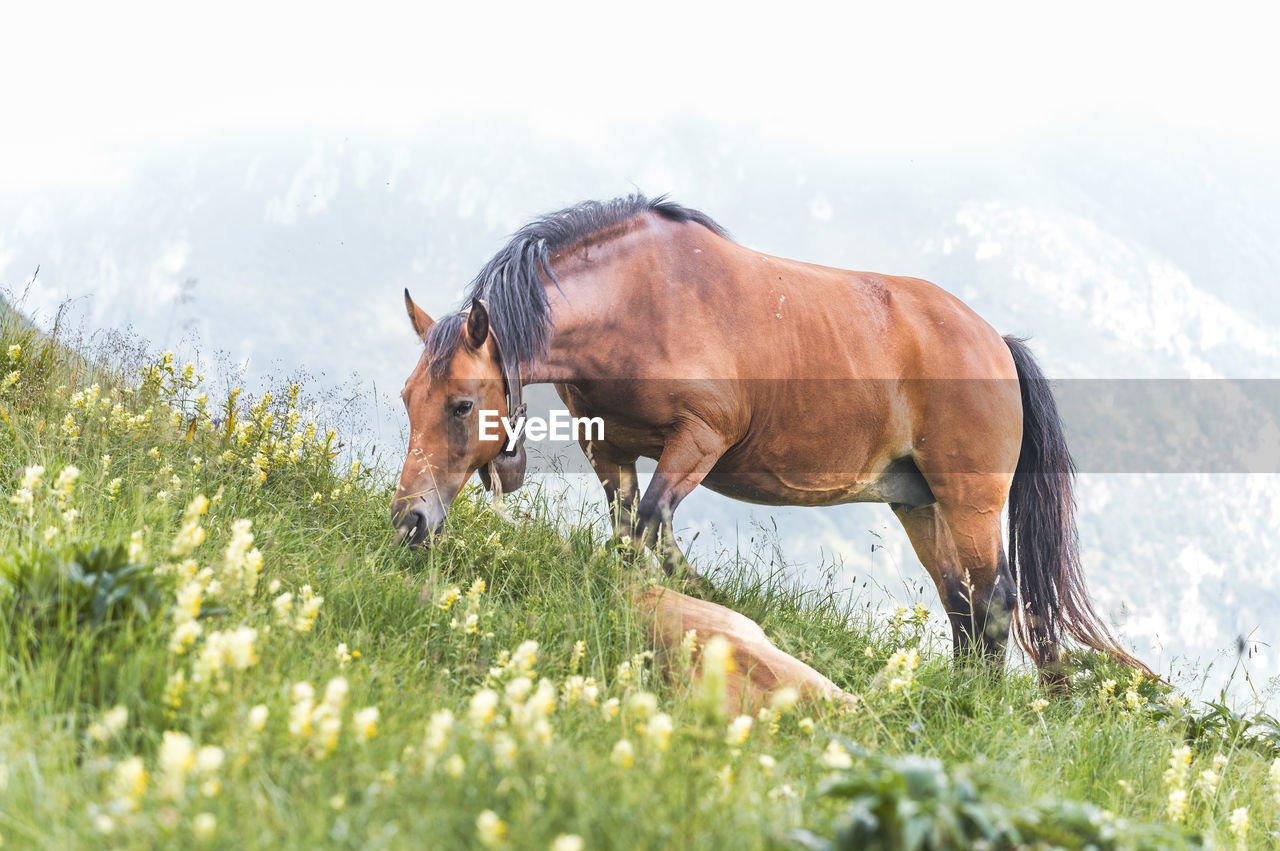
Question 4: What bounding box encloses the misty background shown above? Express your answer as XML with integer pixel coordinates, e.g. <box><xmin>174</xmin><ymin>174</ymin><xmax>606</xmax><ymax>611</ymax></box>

<box><xmin>3</xmin><ymin>2</ymin><xmax>1277</xmax><ymax>710</ymax></box>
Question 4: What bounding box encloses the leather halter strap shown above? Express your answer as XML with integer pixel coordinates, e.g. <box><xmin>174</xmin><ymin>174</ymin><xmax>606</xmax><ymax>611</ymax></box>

<box><xmin>476</xmin><ymin>301</ymin><xmax>527</xmax><ymax>456</ymax></box>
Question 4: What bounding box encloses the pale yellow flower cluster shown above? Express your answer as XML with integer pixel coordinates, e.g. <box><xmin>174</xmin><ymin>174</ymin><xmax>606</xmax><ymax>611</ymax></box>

<box><xmin>560</xmin><ymin>675</ymin><xmax>601</xmax><ymax>708</ymax></box>
<box><xmin>2</xmin><ymin>463</ymin><xmax>87</xmax><ymax>538</ymax></box>
<box><xmin>221</xmin><ymin>518</ymin><xmax>263</xmax><ymax>593</ymax></box>
<box><xmin>288</xmin><ymin>677</ymin><xmax>376</xmax><ymax>758</ymax></box>
<box><xmin>476</xmin><ymin>810</ymin><xmax>507</xmax><ymax>848</ymax></box>
<box><xmin>725</xmin><ymin>715</ymin><xmax>754</xmax><ymax>747</ymax></box>
<box><xmin>1227</xmin><ymin>806</ymin><xmax>1248</xmax><ymax>848</ymax></box>
<box><xmin>192</xmin><ymin>626</ymin><xmax>259</xmax><ymax>682</ymax></box>
<box><xmin>1164</xmin><ymin>744</ymin><xmax>1191</xmax><ymax>822</ymax></box>
<box><xmin>889</xmin><ymin>601</ymin><xmax>932</xmax><ymax>632</ymax></box>
<box><xmin>879</xmin><ymin>647</ymin><xmax>919</xmax><ymax>694</ymax></box>
<box><xmin>87</xmin><ymin>705</ymin><xmax>129</xmax><ymax>744</ymax></box>
<box><xmin>1195</xmin><ymin>753</ymin><xmax>1228</xmax><ymax>796</ymax></box>
<box><xmin>294</xmin><ymin>585</ymin><xmax>324</xmax><ymax>632</ymax></box>
<box><xmin>157</xmin><ymin>731</ymin><xmax>199</xmax><ymax>800</ymax></box>
<box><xmin>818</xmin><ymin>739</ymin><xmax>854</xmax><ymax>770</ymax></box>
<box><xmin>109</xmin><ymin>756</ymin><xmax>148</xmax><ymax>813</ymax></box>
<box><xmin>447</xmin><ymin>578</ymin><xmax>488</xmax><ymax>634</ymax></box>
<box><xmin>170</xmin><ymin>494</ymin><xmax>209</xmax><ymax>557</ymax></box>
<box><xmin>698</xmin><ymin>635</ymin><xmax>736</xmax><ymax>717</ymax></box>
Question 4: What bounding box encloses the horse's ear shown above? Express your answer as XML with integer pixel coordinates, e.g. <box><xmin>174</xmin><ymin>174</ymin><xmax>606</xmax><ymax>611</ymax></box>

<box><xmin>466</xmin><ymin>298</ymin><xmax>490</xmax><ymax>350</ymax></box>
<box><xmin>404</xmin><ymin>289</ymin><xmax>434</xmax><ymax>342</ymax></box>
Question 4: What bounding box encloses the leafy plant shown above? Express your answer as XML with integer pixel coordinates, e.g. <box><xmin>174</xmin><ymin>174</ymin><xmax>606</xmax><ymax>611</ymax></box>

<box><xmin>791</xmin><ymin>741</ymin><xmax>1203</xmax><ymax>850</ymax></box>
<box><xmin>1</xmin><ymin>543</ymin><xmax>164</xmax><ymax>638</ymax></box>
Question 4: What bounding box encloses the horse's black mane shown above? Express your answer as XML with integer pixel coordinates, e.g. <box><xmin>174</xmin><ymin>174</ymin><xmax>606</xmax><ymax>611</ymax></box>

<box><xmin>425</xmin><ymin>194</ymin><xmax>727</xmax><ymax>375</ymax></box>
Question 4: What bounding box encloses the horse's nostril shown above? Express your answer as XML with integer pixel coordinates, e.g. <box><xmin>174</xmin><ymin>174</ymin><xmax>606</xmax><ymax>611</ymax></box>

<box><xmin>395</xmin><ymin>506</ymin><xmax>436</xmax><ymax>548</ymax></box>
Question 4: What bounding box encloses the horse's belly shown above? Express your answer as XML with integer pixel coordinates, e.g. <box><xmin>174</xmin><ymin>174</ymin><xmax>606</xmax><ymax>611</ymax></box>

<box><xmin>699</xmin><ymin>472</ymin><xmax>880</xmax><ymax>506</ymax></box>
<box><xmin>701</xmin><ymin>453</ymin><xmax>934</xmax><ymax>508</ymax></box>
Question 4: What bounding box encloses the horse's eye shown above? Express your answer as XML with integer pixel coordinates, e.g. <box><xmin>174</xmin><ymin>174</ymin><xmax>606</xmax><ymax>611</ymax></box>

<box><xmin>453</xmin><ymin>400</ymin><xmax>474</xmax><ymax>417</ymax></box>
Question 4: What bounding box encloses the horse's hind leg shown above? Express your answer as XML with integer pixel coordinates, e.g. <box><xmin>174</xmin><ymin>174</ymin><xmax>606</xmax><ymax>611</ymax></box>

<box><xmin>893</xmin><ymin>496</ymin><xmax>1016</xmax><ymax>661</ymax></box>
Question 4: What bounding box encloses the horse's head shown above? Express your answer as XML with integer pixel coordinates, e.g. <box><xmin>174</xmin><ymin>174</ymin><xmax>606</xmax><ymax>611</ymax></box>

<box><xmin>392</xmin><ymin>290</ymin><xmax>526</xmax><ymax>547</ymax></box>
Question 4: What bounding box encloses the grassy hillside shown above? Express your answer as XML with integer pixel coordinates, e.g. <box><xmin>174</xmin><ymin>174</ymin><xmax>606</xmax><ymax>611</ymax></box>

<box><xmin>1</xmin><ymin>297</ymin><xmax>1277</xmax><ymax>849</ymax></box>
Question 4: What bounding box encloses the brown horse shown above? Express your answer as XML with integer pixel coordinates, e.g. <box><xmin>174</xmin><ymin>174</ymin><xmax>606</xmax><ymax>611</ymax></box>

<box><xmin>393</xmin><ymin>194</ymin><xmax>1146</xmax><ymax>675</ymax></box>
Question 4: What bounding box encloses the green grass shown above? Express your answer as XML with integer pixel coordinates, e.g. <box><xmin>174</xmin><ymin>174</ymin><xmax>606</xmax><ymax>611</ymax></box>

<box><xmin>1</xmin><ymin>295</ymin><xmax>1278</xmax><ymax>849</ymax></box>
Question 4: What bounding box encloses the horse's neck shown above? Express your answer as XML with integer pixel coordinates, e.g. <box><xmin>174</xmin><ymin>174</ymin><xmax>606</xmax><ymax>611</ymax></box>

<box><xmin>524</xmin><ymin>221</ymin><xmax>681</xmax><ymax>384</ymax></box>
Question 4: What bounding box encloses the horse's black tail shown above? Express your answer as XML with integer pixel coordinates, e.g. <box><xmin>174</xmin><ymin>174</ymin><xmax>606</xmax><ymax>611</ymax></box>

<box><xmin>1004</xmin><ymin>336</ymin><xmax>1152</xmax><ymax>677</ymax></box>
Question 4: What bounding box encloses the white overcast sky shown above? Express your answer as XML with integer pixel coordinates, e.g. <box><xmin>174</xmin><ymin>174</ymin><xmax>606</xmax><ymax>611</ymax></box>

<box><xmin>2</xmin><ymin>0</ymin><xmax>1278</xmax><ymax>187</ymax></box>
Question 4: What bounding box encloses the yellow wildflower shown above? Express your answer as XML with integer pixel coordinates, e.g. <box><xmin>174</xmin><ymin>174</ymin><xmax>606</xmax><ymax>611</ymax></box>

<box><xmin>469</xmin><ymin>689</ymin><xmax>500</xmax><ymax>728</ymax></box>
<box><xmin>1164</xmin><ymin>744</ymin><xmax>1192</xmax><ymax>822</ymax></box>
<box><xmin>193</xmin><ymin>812</ymin><xmax>217</xmax><ymax>840</ymax></box>
<box><xmin>550</xmin><ymin>835</ymin><xmax>584</xmax><ymax>851</ymax></box>
<box><xmin>1166</xmin><ymin>788</ymin><xmax>1188</xmax><ymax>822</ymax></box>
<box><xmin>1228</xmin><ymin>806</ymin><xmax>1248</xmax><ymax>847</ymax></box>
<box><xmin>627</xmin><ymin>691</ymin><xmax>658</xmax><ymax>720</ymax></box>
<box><xmin>171</xmin><ymin>494</ymin><xmax>209</xmax><ymax>556</ymax></box>
<box><xmin>681</xmin><ymin>628</ymin><xmax>698</xmax><ymax>663</ymax></box>
<box><xmin>8</xmin><ymin>487</ymin><xmax>33</xmax><ymax>516</ymax></box>
<box><xmin>699</xmin><ymin>635</ymin><xmax>736</xmax><ymax>716</ymax></box>
<box><xmin>222</xmin><ymin>518</ymin><xmax>262</xmax><ymax>594</ymax></box>
<box><xmin>879</xmin><ymin>647</ymin><xmax>919</xmax><ymax>694</ymax></box>
<box><xmin>289</xmin><ymin>683</ymin><xmax>316</xmax><ymax>738</ymax></box>
<box><xmin>610</xmin><ymin>738</ymin><xmax>634</xmax><ymax>769</ymax></box>
<box><xmin>818</xmin><ymin>739</ymin><xmax>853</xmax><ymax>770</ymax></box>
<box><xmin>353</xmin><ymin>707</ymin><xmax>380</xmax><ymax>743</ymax></box>
<box><xmin>157</xmin><ymin>731</ymin><xmax>196</xmax><ymax>800</ymax></box>
<box><xmin>195</xmin><ymin>746</ymin><xmax>224</xmax><ymax>775</ymax></box>
<box><xmin>476</xmin><ymin>810</ymin><xmax>508</xmax><ymax>848</ymax></box>
<box><xmin>647</xmin><ymin>713</ymin><xmax>674</xmax><ymax>752</ymax></box>
<box><xmin>425</xmin><ymin>709</ymin><xmax>454</xmax><ymax>756</ymax></box>
<box><xmin>248</xmin><ymin>704</ymin><xmax>269</xmax><ymax>733</ymax></box>
<box><xmin>19</xmin><ymin>464</ymin><xmax>44</xmax><ymax>491</ymax></box>
<box><xmin>193</xmin><ymin>627</ymin><xmax>258</xmax><ymax>681</ymax></box>
<box><xmin>110</xmin><ymin>756</ymin><xmax>148</xmax><ymax>811</ymax></box>
<box><xmin>53</xmin><ymin>465</ymin><xmax>80</xmax><ymax>504</ymax></box>
<box><xmin>169</xmin><ymin>620</ymin><xmax>202</xmax><ymax>654</ymax></box>
<box><xmin>726</xmin><ymin>715</ymin><xmax>753</xmax><ymax>747</ymax></box>
<box><xmin>293</xmin><ymin>585</ymin><xmax>324</xmax><ymax>632</ymax></box>
<box><xmin>272</xmin><ymin>591</ymin><xmax>294</xmax><ymax>623</ymax></box>
<box><xmin>163</xmin><ymin>671</ymin><xmax>187</xmax><ymax>713</ymax></box>
<box><xmin>769</xmin><ymin>687</ymin><xmax>799</xmax><ymax>715</ymax></box>
<box><xmin>128</xmin><ymin>530</ymin><xmax>145</xmax><ymax>562</ymax></box>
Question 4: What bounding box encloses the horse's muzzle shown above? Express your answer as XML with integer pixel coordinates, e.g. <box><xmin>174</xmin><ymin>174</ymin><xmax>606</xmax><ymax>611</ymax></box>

<box><xmin>393</xmin><ymin>501</ymin><xmax>444</xmax><ymax>548</ymax></box>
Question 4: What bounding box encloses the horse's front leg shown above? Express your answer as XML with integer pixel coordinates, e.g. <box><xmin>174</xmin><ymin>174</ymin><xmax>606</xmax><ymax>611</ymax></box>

<box><xmin>581</xmin><ymin>439</ymin><xmax>641</xmax><ymax>541</ymax></box>
<box><xmin>634</xmin><ymin>421</ymin><xmax>726</xmax><ymax>585</ymax></box>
